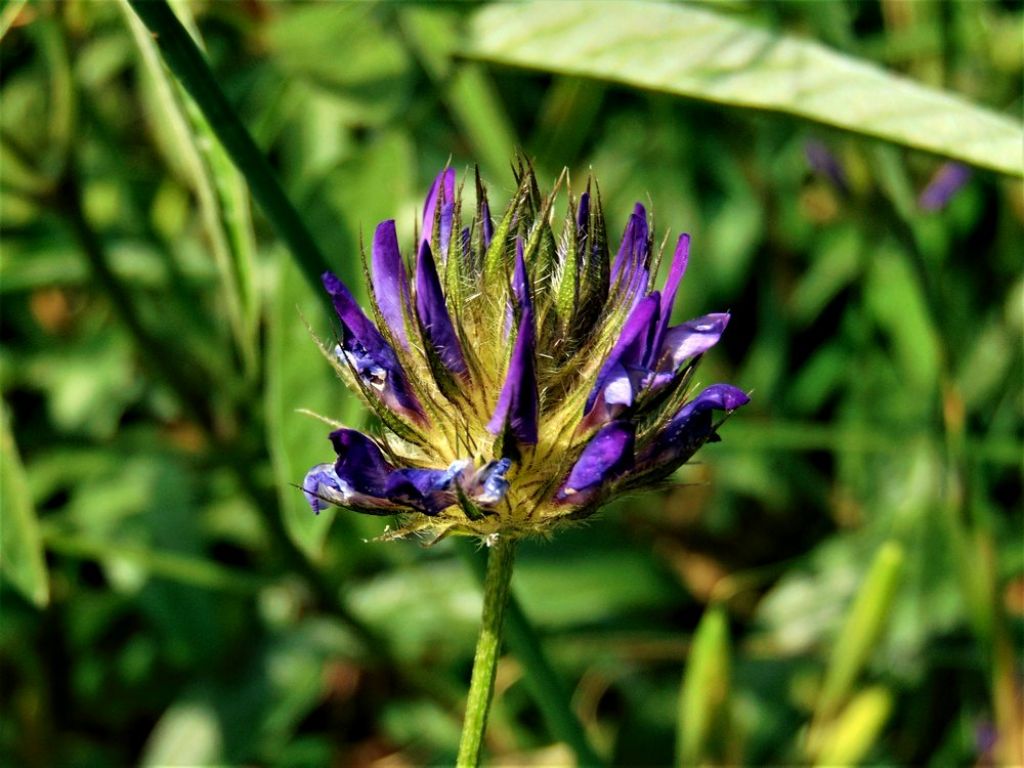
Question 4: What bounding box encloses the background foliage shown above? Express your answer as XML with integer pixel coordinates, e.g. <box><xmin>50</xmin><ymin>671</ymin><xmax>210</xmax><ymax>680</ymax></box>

<box><xmin>1</xmin><ymin>1</ymin><xmax>1022</xmax><ymax>765</ymax></box>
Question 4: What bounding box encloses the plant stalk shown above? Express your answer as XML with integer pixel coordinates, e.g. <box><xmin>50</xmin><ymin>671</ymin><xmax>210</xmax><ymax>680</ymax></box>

<box><xmin>456</xmin><ymin>536</ymin><xmax>517</xmax><ymax>767</ymax></box>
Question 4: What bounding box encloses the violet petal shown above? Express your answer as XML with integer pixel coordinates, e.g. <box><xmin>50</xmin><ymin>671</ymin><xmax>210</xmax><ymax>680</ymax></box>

<box><xmin>639</xmin><ymin>384</ymin><xmax>750</xmax><ymax>474</ymax></box>
<box><xmin>422</xmin><ymin>168</ymin><xmax>456</xmax><ymax>256</ymax></box>
<box><xmin>658</xmin><ymin>313</ymin><xmax>730</xmax><ymax>371</ymax></box>
<box><xmin>610</xmin><ymin>203</ymin><xmax>649</xmax><ymax>287</ymax></box>
<box><xmin>584</xmin><ymin>293</ymin><xmax>660</xmax><ymax>417</ymax></box>
<box><xmin>322</xmin><ymin>272</ymin><xmax>424</xmax><ymax>422</ymax></box>
<box><xmin>557</xmin><ymin>420</ymin><xmax>635</xmax><ymax>504</ymax></box>
<box><xmin>488</xmin><ymin>241</ymin><xmax>539</xmax><ymax>444</ymax></box>
<box><xmin>370</xmin><ymin>220</ymin><xmax>411</xmax><ymax>349</ymax></box>
<box><xmin>415</xmin><ymin>241</ymin><xmax>468</xmax><ymax>376</ymax></box>
<box><xmin>650</xmin><ymin>233</ymin><xmax>690</xmax><ymax>362</ymax></box>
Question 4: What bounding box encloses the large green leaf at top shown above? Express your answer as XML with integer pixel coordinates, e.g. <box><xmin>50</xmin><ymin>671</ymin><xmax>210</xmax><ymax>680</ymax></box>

<box><xmin>468</xmin><ymin>2</ymin><xmax>1023</xmax><ymax>177</ymax></box>
<box><xmin>0</xmin><ymin>401</ymin><xmax>49</xmax><ymax>606</ymax></box>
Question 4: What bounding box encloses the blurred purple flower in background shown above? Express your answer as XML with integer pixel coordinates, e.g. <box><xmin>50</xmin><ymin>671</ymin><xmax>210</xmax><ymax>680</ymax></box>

<box><xmin>918</xmin><ymin>162</ymin><xmax>972</xmax><ymax>211</ymax></box>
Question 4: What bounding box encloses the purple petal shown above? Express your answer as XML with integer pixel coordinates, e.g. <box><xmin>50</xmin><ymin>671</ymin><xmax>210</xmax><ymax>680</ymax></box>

<box><xmin>371</xmin><ymin>220</ymin><xmax>411</xmax><ymax>349</ymax></box>
<box><xmin>639</xmin><ymin>384</ymin><xmax>750</xmax><ymax>474</ymax></box>
<box><xmin>650</xmin><ymin>233</ymin><xmax>690</xmax><ymax>363</ymax></box>
<box><xmin>488</xmin><ymin>242</ymin><xmax>539</xmax><ymax>444</ymax></box>
<box><xmin>322</xmin><ymin>272</ymin><xmax>424</xmax><ymax>422</ymax></box>
<box><xmin>556</xmin><ymin>421</ymin><xmax>635</xmax><ymax>504</ymax></box>
<box><xmin>610</xmin><ymin>203</ymin><xmax>649</xmax><ymax>286</ymax></box>
<box><xmin>512</xmin><ymin>237</ymin><xmax>532</xmax><ymax>313</ymax></box>
<box><xmin>658</xmin><ymin>313</ymin><xmax>730</xmax><ymax>371</ymax></box>
<box><xmin>385</xmin><ymin>461</ymin><xmax>465</xmax><ymax>515</ymax></box>
<box><xmin>918</xmin><ymin>162</ymin><xmax>971</xmax><ymax>212</ymax></box>
<box><xmin>576</xmin><ymin>192</ymin><xmax>590</xmax><ymax>232</ymax></box>
<box><xmin>673</xmin><ymin>384</ymin><xmax>750</xmax><ymax>423</ymax></box>
<box><xmin>302</xmin><ymin>463</ymin><xmax>344</xmax><ymax>514</ymax></box>
<box><xmin>415</xmin><ymin>242</ymin><xmax>468</xmax><ymax>376</ymax></box>
<box><xmin>481</xmin><ymin>198</ymin><xmax>494</xmax><ymax>250</ymax></box>
<box><xmin>330</xmin><ymin>428</ymin><xmax>393</xmax><ymax>497</ymax></box>
<box><xmin>584</xmin><ymin>294</ymin><xmax>660</xmax><ymax>417</ymax></box>
<box><xmin>422</xmin><ymin>168</ymin><xmax>456</xmax><ymax>256</ymax></box>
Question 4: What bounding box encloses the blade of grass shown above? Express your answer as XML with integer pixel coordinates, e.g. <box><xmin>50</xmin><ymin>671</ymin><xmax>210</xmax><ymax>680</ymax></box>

<box><xmin>677</xmin><ymin>604</ymin><xmax>731</xmax><ymax>767</ymax></box>
<box><xmin>126</xmin><ymin>0</ymin><xmax>331</xmax><ymax>305</ymax></box>
<box><xmin>0</xmin><ymin>0</ymin><xmax>28</xmax><ymax>42</ymax></box>
<box><xmin>119</xmin><ymin>0</ymin><xmax>257</xmax><ymax>379</ymax></box>
<box><xmin>0</xmin><ymin>401</ymin><xmax>50</xmax><ymax>607</ymax></box>
<box><xmin>814</xmin><ymin>540</ymin><xmax>904</xmax><ymax>723</ymax></box>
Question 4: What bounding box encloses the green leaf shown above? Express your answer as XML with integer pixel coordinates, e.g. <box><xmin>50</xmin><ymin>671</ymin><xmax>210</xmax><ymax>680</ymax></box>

<box><xmin>814</xmin><ymin>686</ymin><xmax>893</xmax><ymax>767</ymax></box>
<box><xmin>0</xmin><ymin>400</ymin><xmax>49</xmax><ymax>606</ymax></box>
<box><xmin>468</xmin><ymin>2</ymin><xmax>1024</xmax><ymax>177</ymax></box>
<box><xmin>677</xmin><ymin>604</ymin><xmax>731</xmax><ymax>767</ymax></box>
<box><xmin>816</xmin><ymin>540</ymin><xmax>904</xmax><ymax>721</ymax></box>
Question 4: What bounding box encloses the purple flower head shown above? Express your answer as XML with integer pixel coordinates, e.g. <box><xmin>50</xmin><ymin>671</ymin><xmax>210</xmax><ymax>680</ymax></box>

<box><xmin>302</xmin><ymin>162</ymin><xmax>747</xmax><ymax>541</ymax></box>
<box><xmin>918</xmin><ymin>162</ymin><xmax>972</xmax><ymax>212</ymax></box>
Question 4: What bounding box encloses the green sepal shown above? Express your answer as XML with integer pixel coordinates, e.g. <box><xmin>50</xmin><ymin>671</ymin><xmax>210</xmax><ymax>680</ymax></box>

<box><xmin>454</xmin><ymin>480</ymin><xmax>488</xmax><ymax>522</ymax></box>
<box><xmin>571</xmin><ymin>180</ymin><xmax>610</xmax><ymax>343</ymax></box>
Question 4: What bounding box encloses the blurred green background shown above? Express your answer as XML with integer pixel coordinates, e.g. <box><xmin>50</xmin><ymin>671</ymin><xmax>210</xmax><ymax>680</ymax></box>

<box><xmin>1</xmin><ymin>1</ymin><xmax>1022</xmax><ymax>766</ymax></box>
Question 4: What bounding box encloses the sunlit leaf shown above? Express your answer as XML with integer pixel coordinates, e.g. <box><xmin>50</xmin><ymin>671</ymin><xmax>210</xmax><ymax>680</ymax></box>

<box><xmin>468</xmin><ymin>2</ymin><xmax>1023</xmax><ymax>176</ymax></box>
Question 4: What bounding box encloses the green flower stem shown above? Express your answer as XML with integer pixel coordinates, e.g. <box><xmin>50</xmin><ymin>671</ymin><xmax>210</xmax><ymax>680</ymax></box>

<box><xmin>460</xmin><ymin>541</ymin><xmax>604</xmax><ymax>767</ymax></box>
<box><xmin>457</xmin><ymin>537</ymin><xmax>517</xmax><ymax>767</ymax></box>
<box><xmin>126</xmin><ymin>0</ymin><xmax>331</xmax><ymax>303</ymax></box>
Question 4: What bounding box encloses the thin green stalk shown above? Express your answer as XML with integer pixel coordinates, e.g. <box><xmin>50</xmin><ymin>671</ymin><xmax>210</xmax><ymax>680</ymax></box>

<box><xmin>460</xmin><ymin>541</ymin><xmax>604</xmax><ymax>766</ymax></box>
<box><xmin>457</xmin><ymin>537</ymin><xmax>517</xmax><ymax>768</ymax></box>
<box><xmin>126</xmin><ymin>0</ymin><xmax>331</xmax><ymax>305</ymax></box>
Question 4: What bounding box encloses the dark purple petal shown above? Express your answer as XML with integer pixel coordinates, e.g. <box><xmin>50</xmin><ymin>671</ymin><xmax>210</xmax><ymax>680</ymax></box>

<box><xmin>322</xmin><ymin>272</ymin><xmax>425</xmax><ymax>422</ymax></box>
<box><xmin>918</xmin><ymin>162</ymin><xmax>972</xmax><ymax>212</ymax></box>
<box><xmin>576</xmin><ymin>192</ymin><xmax>590</xmax><ymax>232</ymax></box>
<box><xmin>317</xmin><ymin>429</ymin><xmax>469</xmax><ymax>515</ymax></box>
<box><xmin>556</xmin><ymin>420</ymin><xmax>635</xmax><ymax>504</ymax></box>
<box><xmin>422</xmin><ymin>168</ymin><xmax>456</xmax><ymax>256</ymax></box>
<box><xmin>481</xmin><ymin>198</ymin><xmax>494</xmax><ymax>249</ymax></box>
<box><xmin>385</xmin><ymin>462</ymin><xmax>465</xmax><ymax>515</ymax></box>
<box><xmin>805</xmin><ymin>139</ymin><xmax>849</xmax><ymax>195</ymax></box>
<box><xmin>584</xmin><ymin>293</ymin><xmax>660</xmax><ymax>417</ymax></box>
<box><xmin>371</xmin><ymin>220</ymin><xmax>411</xmax><ymax>349</ymax></box>
<box><xmin>658</xmin><ymin>313</ymin><xmax>730</xmax><ymax>371</ymax></box>
<box><xmin>415</xmin><ymin>241</ymin><xmax>468</xmax><ymax>376</ymax></box>
<box><xmin>610</xmin><ymin>203</ymin><xmax>649</xmax><ymax>287</ymax></box>
<box><xmin>673</xmin><ymin>384</ymin><xmax>750</xmax><ymax>423</ymax></box>
<box><xmin>650</xmin><ymin>233</ymin><xmax>690</xmax><ymax>363</ymax></box>
<box><xmin>638</xmin><ymin>384</ymin><xmax>749</xmax><ymax>475</ymax></box>
<box><xmin>488</xmin><ymin>242</ymin><xmax>539</xmax><ymax>443</ymax></box>
<box><xmin>511</xmin><ymin>237</ymin><xmax>532</xmax><ymax>313</ymax></box>
<box><xmin>330</xmin><ymin>428</ymin><xmax>393</xmax><ymax>497</ymax></box>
